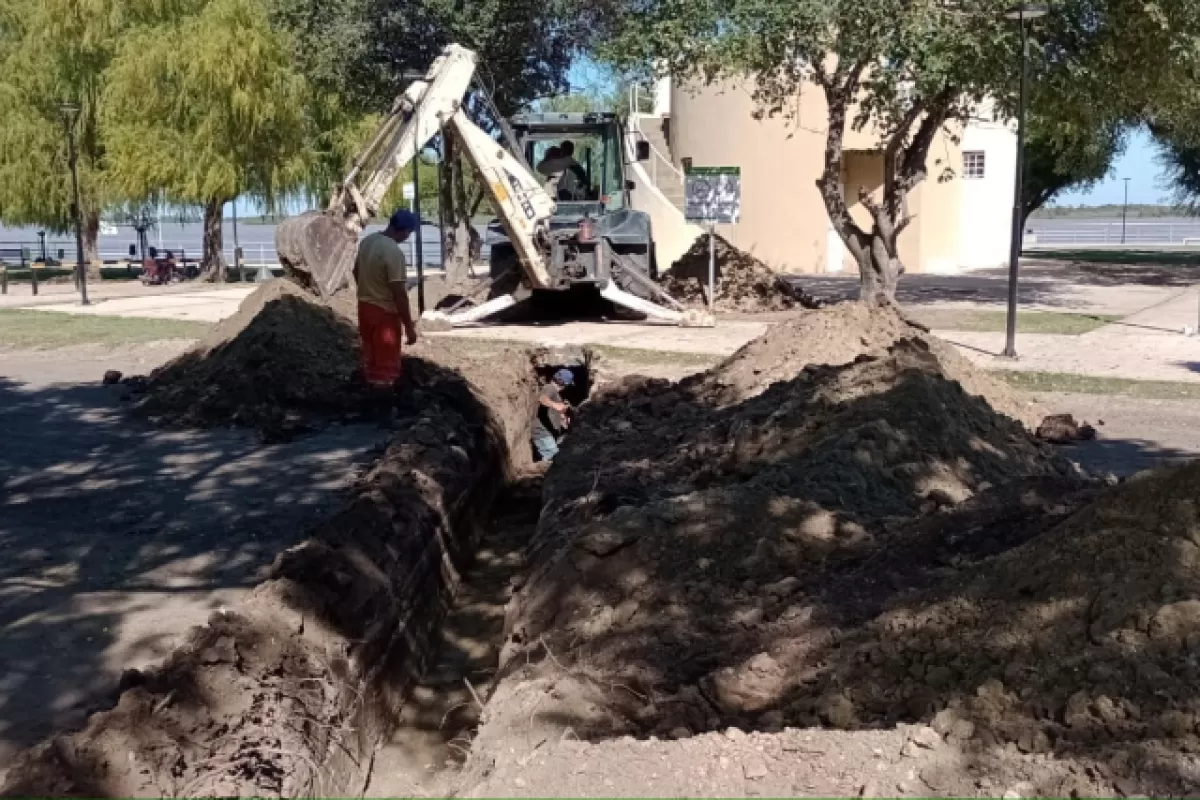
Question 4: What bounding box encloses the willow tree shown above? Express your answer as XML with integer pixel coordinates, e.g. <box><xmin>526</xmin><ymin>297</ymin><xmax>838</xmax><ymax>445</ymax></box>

<box><xmin>103</xmin><ymin>0</ymin><xmax>308</xmax><ymax>280</ymax></box>
<box><xmin>600</xmin><ymin>0</ymin><xmax>1200</xmax><ymax>305</ymax></box>
<box><xmin>0</xmin><ymin>0</ymin><xmax>123</xmax><ymax>265</ymax></box>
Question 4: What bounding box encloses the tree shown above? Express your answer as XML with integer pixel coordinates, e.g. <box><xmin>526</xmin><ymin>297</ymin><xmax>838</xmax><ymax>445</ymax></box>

<box><xmin>102</xmin><ymin>0</ymin><xmax>310</xmax><ymax>280</ymax></box>
<box><xmin>0</xmin><ymin>0</ymin><xmax>124</xmax><ymax>266</ymax></box>
<box><xmin>1022</xmin><ymin>114</ymin><xmax>1126</xmax><ymax>221</ymax></box>
<box><xmin>600</xmin><ymin>0</ymin><xmax>1200</xmax><ymax>304</ymax></box>
<box><xmin>1148</xmin><ymin>90</ymin><xmax>1200</xmax><ymax>211</ymax></box>
<box><xmin>1158</xmin><ymin>133</ymin><xmax>1200</xmax><ymax>210</ymax></box>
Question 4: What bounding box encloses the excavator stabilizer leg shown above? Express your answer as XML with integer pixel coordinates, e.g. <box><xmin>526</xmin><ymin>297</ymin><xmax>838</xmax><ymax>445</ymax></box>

<box><xmin>421</xmin><ymin>293</ymin><xmax>523</xmax><ymax>326</ymax></box>
<box><xmin>599</xmin><ymin>282</ymin><xmax>716</xmax><ymax>327</ymax></box>
<box><xmin>276</xmin><ymin>211</ymin><xmax>359</xmax><ymax>299</ymax></box>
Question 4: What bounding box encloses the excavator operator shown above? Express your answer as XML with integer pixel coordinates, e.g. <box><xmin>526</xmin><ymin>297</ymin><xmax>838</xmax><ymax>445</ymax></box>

<box><xmin>354</xmin><ymin>209</ymin><xmax>420</xmax><ymax>423</ymax></box>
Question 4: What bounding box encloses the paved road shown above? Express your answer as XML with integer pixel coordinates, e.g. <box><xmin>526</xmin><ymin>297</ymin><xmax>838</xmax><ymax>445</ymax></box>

<box><xmin>0</xmin><ymin>346</ymin><xmax>386</xmax><ymax>778</ymax></box>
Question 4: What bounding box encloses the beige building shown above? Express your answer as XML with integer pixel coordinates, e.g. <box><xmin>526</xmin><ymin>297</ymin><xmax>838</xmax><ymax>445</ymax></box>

<box><xmin>627</xmin><ymin>78</ymin><xmax>1016</xmax><ymax>275</ymax></box>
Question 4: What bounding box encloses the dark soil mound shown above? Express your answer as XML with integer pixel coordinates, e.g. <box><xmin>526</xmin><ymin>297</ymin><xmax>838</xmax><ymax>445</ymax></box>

<box><xmin>706</xmin><ymin>301</ymin><xmax>1042</xmax><ymax>427</ymax></box>
<box><xmin>3</xmin><ymin>344</ymin><xmax>538</xmax><ymax>797</ymax></box>
<box><xmin>132</xmin><ymin>280</ymin><xmax>366</xmax><ymax>431</ymax></box>
<box><xmin>660</xmin><ymin>233</ymin><xmax>822</xmax><ymax>313</ymax></box>
<box><xmin>481</xmin><ymin>339</ymin><xmax>1084</xmax><ymax>754</ymax></box>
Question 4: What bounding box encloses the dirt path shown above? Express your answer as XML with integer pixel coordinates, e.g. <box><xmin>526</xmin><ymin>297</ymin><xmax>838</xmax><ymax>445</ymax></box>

<box><xmin>0</xmin><ymin>345</ymin><xmax>386</xmax><ymax>779</ymax></box>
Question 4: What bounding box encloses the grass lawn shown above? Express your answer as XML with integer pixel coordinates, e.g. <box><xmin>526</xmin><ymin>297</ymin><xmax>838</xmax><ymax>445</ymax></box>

<box><xmin>914</xmin><ymin>308</ymin><xmax>1121</xmax><ymax>335</ymax></box>
<box><xmin>999</xmin><ymin>370</ymin><xmax>1200</xmax><ymax>401</ymax></box>
<box><xmin>0</xmin><ymin>309</ymin><xmax>210</xmax><ymax>350</ymax></box>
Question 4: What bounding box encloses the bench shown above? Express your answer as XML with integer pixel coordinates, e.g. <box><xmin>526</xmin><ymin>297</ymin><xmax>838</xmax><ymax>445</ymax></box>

<box><xmin>0</xmin><ymin>247</ymin><xmax>27</xmax><ymax>267</ymax></box>
<box><xmin>0</xmin><ymin>248</ymin><xmax>39</xmax><ymax>295</ymax></box>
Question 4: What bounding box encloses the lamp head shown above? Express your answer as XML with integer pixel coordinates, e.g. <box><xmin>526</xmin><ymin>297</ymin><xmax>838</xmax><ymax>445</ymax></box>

<box><xmin>1004</xmin><ymin>3</ymin><xmax>1049</xmax><ymax>19</ymax></box>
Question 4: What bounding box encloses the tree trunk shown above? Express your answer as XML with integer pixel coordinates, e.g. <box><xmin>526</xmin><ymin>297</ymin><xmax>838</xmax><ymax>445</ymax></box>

<box><xmin>83</xmin><ymin>210</ymin><xmax>101</xmax><ymax>279</ymax></box>
<box><xmin>200</xmin><ymin>198</ymin><xmax>226</xmax><ymax>282</ymax></box>
<box><xmin>851</xmin><ymin>232</ymin><xmax>901</xmax><ymax>307</ymax></box>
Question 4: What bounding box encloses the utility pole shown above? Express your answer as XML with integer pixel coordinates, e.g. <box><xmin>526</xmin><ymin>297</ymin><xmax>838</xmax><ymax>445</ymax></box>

<box><xmin>58</xmin><ymin>101</ymin><xmax>89</xmax><ymax>306</ymax></box>
<box><xmin>1121</xmin><ymin>177</ymin><xmax>1130</xmax><ymax>244</ymax></box>
<box><xmin>1001</xmin><ymin>3</ymin><xmax>1048</xmax><ymax>359</ymax></box>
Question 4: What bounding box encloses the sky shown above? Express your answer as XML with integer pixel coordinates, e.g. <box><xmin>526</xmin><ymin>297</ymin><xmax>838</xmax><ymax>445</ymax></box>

<box><xmin>1054</xmin><ymin>127</ymin><xmax>1171</xmax><ymax>207</ymax></box>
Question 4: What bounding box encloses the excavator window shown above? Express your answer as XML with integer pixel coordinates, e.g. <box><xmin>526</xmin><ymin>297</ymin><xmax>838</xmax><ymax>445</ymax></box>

<box><xmin>519</xmin><ymin>121</ymin><xmax>629</xmax><ymax>213</ymax></box>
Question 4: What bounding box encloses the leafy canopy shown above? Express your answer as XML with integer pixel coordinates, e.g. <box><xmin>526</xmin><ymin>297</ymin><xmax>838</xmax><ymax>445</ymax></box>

<box><xmin>102</xmin><ymin>0</ymin><xmax>310</xmax><ymax>210</ymax></box>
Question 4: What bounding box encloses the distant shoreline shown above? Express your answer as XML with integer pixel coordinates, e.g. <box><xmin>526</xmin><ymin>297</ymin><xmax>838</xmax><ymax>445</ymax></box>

<box><xmin>1032</xmin><ymin>204</ymin><xmax>1194</xmax><ymax>220</ymax></box>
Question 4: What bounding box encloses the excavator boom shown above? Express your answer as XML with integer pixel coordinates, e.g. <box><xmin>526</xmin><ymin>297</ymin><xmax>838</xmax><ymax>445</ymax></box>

<box><xmin>276</xmin><ymin>45</ymin><xmax>483</xmax><ymax>298</ymax></box>
<box><xmin>276</xmin><ymin>43</ymin><xmax>712</xmax><ymax>327</ymax></box>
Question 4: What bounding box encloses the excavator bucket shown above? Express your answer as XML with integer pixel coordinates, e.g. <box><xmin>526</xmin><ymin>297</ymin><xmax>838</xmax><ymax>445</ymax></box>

<box><xmin>275</xmin><ymin>211</ymin><xmax>359</xmax><ymax>299</ymax></box>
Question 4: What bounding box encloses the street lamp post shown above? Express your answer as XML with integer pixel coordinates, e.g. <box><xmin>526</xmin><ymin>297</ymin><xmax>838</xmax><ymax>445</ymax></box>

<box><xmin>1001</xmin><ymin>3</ymin><xmax>1048</xmax><ymax>359</ymax></box>
<box><xmin>1121</xmin><ymin>177</ymin><xmax>1130</xmax><ymax>244</ymax></box>
<box><xmin>58</xmin><ymin>101</ymin><xmax>89</xmax><ymax>306</ymax></box>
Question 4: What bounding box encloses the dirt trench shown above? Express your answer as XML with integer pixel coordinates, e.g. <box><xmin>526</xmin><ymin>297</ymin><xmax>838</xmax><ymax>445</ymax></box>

<box><xmin>0</xmin><ymin>340</ymin><xmax>542</xmax><ymax>798</ymax></box>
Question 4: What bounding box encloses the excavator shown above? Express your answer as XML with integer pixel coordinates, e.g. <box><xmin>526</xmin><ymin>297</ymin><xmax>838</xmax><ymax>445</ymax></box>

<box><xmin>275</xmin><ymin>44</ymin><xmax>712</xmax><ymax>327</ymax></box>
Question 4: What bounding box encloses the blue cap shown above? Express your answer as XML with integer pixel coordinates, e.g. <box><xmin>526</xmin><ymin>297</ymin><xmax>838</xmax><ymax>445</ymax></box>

<box><xmin>553</xmin><ymin>368</ymin><xmax>575</xmax><ymax>386</ymax></box>
<box><xmin>388</xmin><ymin>208</ymin><xmax>418</xmax><ymax>233</ymax></box>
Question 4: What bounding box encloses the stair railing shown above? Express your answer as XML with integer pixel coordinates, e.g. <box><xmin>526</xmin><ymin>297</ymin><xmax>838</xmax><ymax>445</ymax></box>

<box><xmin>626</xmin><ymin>89</ymin><xmax>685</xmax><ymax>191</ymax></box>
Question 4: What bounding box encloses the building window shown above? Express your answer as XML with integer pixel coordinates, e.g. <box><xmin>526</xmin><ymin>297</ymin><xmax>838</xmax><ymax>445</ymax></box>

<box><xmin>963</xmin><ymin>151</ymin><xmax>986</xmax><ymax>179</ymax></box>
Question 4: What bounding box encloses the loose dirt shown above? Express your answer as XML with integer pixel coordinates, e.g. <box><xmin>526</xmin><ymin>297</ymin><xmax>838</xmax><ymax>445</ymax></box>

<box><xmin>18</xmin><ymin>278</ymin><xmax>1200</xmax><ymax>797</ymax></box>
<box><xmin>461</xmin><ymin>333</ymin><xmax>1082</xmax><ymax>767</ymax></box>
<box><xmin>129</xmin><ymin>280</ymin><xmax>367</xmax><ymax>435</ymax></box>
<box><xmin>2</xmin><ymin>322</ymin><xmax>539</xmax><ymax>797</ymax></box>
<box><xmin>660</xmin><ymin>234</ymin><xmax>823</xmax><ymax>313</ymax></box>
<box><xmin>705</xmin><ymin>302</ymin><xmax>1043</xmax><ymax>428</ymax></box>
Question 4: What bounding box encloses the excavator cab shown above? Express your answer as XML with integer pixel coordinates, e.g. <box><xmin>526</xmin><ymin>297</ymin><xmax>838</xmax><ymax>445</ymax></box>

<box><xmin>487</xmin><ymin>112</ymin><xmax>659</xmax><ymax>291</ymax></box>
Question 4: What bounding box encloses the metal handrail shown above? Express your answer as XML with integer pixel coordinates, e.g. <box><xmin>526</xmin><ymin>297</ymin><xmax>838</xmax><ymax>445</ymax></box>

<box><xmin>626</xmin><ymin>103</ymin><xmax>685</xmax><ymax>189</ymax></box>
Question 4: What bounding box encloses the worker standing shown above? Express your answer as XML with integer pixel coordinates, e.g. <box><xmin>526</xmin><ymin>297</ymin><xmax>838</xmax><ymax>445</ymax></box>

<box><xmin>354</xmin><ymin>209</ymin><xmax>420</xmax><ymax>423</ymax></box>
<box><xmin>532</xmin><ymin>368</ymin><xmax>574</xmax><ymax>462</ymax></box>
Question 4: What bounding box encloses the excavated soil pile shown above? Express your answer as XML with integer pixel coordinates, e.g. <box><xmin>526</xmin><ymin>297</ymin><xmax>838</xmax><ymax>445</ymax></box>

<box><xmin>660</xmin><ymin>233</ymin><xmax>822</xmax><ymax>313</ymax></box>
<box><xmin>746</xmin><ymin>458</ymin><xmax>1200</xmax><ymax>796</ymax></box>
<box><xmin>466</xmin><ymin>336</ymin><xmax>1089</xmax><ymax>782</ymax></box>
<box><xmin>131</xmin><ymin>280</ymin><xmax>366</xmax><ymax>432</ymax></box>
<box><xmin>3</xmin><ymin>339</ymin><xmax>538</xmax><ymax>798</ymax></box>
<box><xmin>706</xmin><ymin>301</ymin><xmax>1042</xmax><ymax>428</ymax></box>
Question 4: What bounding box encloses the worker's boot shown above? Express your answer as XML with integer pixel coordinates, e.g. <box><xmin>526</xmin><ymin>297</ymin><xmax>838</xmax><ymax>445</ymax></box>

<box><xmin>369</xmin><ymin>386</ymin><xmax>398</xmax><ymax>429</ymax></box>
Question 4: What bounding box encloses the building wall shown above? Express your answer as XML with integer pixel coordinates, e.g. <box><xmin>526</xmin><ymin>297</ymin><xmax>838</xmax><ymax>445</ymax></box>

<box><xmin>669</xmin><ymin>77</ymin><xmax>1013</xmax><ymax>275</ymax></box>
<box><xmin>957</xmin><ymin>119</ymin><xmax>1018</xmax><ymax>269</ymax></box>
<box><xmin>670</xmin><ymin>79</ymin><xmax>830</xmax><ymax>273</ymax></box>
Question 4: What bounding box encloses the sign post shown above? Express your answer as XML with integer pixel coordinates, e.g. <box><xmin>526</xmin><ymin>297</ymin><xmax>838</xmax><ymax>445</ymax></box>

<box><xmin>683</xmin><ymin>166</ymin><xmax>741</xmax><ymax>312</ymax></box>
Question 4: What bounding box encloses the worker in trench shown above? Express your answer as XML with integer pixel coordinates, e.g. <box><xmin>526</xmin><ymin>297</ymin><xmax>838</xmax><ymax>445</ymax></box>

<box><xmin>532</xmin><ymin>368</ymin><xmax>575</xmax><ymax>462</ymax></box>
<box><xmin>354</xmin><ymin>209</ymin><xmax>420</xmax><ymax>425</ymax></box>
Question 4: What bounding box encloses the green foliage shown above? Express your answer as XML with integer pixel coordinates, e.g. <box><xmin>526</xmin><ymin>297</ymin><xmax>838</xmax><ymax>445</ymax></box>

<box><xmin>1157</xmin><ymin>134</ymin><xmax>1200</xmax><ymax>211</ymax></box>
<box><xmin>101</xmin><ymin>0</ymin><xmax>309</xmax><ymax>210</ymax></box>
<box><xmin>1151</xmin><ymin>91</ymin><xmax>1200</xmax><ymax>211</ymax></box>
<box><xmin>1023</xmin><ymin>114</ymin><xmax>1126</xmax><ymax>219</ymax></box>
<box><xmin>0</xmin><ymin>0</ymin><xmax>124</xmax><ymax>233</ymax></box>
<box><xmin>271</xmin><ymin>0</ymin><xmax>602</xmax><ymax>116</ymax></box>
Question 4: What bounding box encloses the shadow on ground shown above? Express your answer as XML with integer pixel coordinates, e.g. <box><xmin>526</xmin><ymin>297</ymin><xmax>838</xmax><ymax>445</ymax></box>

<box><xmin>0</xmin><ymin>375</ymin><xmax>383</xmax><ymax>766</ymax></box>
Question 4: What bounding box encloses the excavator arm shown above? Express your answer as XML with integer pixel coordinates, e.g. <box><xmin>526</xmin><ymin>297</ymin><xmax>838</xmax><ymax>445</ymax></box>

<box><xmin>276</xmin><ymin>44</ymin><xmax>548</xmax><ymax>298</ymax></box>
<box><xmin>277</xmin><ymin>43</ymin><xmax>712</xmax><ymax>327</ymax></box>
